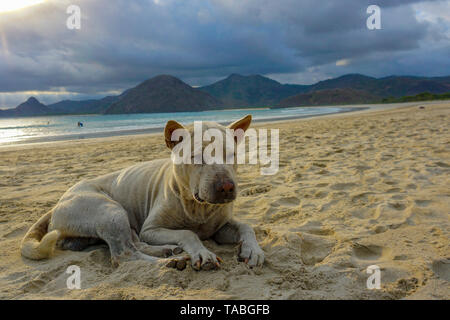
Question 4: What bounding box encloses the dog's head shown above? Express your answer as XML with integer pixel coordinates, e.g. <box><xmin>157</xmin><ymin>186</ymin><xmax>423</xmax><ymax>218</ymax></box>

<box><xmin>164</xmin><ymin>115</ymin><xmax>252</xmax><ymax>205</ymax></box>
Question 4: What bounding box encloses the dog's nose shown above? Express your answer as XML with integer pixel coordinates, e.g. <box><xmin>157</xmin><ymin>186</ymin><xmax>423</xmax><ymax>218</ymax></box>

<box><xmin>215</xmin><ymin>180</ymin><xmax>236</xmax><ymax>202</ymax></box>
<box><xmin>221</xmin><ymin>181</ymin><xmax>234</xmax><ymax>193</ymax></box>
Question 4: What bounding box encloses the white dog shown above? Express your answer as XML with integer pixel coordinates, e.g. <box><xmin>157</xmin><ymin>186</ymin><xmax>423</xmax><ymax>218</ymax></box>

<box><xmin>21</xmin><ymin>115</ymin><xmax>264</xmax><ymax>271</ymax></box>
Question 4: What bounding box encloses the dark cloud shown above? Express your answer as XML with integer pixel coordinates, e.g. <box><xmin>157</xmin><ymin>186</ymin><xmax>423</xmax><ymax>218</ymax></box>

<box><xmin>0</xmin><ymin>0</ymin><xmax>448</xmax><ymax>108</ymax></box>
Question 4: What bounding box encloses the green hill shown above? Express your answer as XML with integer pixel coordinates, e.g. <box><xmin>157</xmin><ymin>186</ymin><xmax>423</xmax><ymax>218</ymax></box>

<box><xmin>199</xmin><ymin>74</ymin><xmax>308</xmax><ymax>107</ymax></box>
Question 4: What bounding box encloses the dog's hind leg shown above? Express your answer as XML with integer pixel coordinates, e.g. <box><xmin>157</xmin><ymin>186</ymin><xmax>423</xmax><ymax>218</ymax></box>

<box><xmin>51</xmin><ymin>191</ymin><xmax>163</xmax><ymax>267</ymax></box>
<box><xmin>91</xmin><ymin>204</ymin><xmax>161</xmax><ymax>267</ymax></box>
<box><xmin>58</xmin><ymin>237</ymin><xmax>103</xmax><ymax>251</ymax></box>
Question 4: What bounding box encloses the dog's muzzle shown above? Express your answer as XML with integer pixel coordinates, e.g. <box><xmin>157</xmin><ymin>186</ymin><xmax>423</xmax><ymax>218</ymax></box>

<box><xmin>194</xmin><ymin>179</ymin><xmax>236</xmax><ymax>204</ymax></box>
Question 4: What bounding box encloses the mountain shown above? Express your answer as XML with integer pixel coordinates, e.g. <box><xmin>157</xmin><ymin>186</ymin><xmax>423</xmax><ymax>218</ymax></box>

<box><xmin>200</xmin><ymin>73</ymin><xmax>449</xmax><ymax>108</ymax></box>
<box><xmin>0</xmin><ymin>97</ymin><xmax>50</xmax><ymax>117</ymax></box>
<box><xmin>48</xmin><ymin>95</ymin><xmax>118</xmax><ymax>114</ymax></box>
<box><xmin>374</xmin><ymin>76</ymin><xmax>450</xmax><ymax>97</ymax></box>
<box><xmin>309</xmin><ymin>74</ymin><xmax>377</xmax><ymax>92</ymax></box>
<box><xmin>104</xmin><ymin>75</ymin><xmax>221</xmax><ymax>114</ymax></box>
<box><xmin>199</xmin><ymin>74</ymin><xmax>308</xmax><ymax>107</ymax></box>
<box><xmin>381</xmin><ymin>91</ymin><xmax>450</xmax><ymax>103</ymax></box>
<box><xmin>1</xmin><ymin>73</ymin><xmax>449</xmax><ymax>117</ymax></box>
<box><xmin>277</xmin><ymin>88</ymin><xmax>379</xmax><ymax>107</ymax></box>
<box><xmin>308</xmin><ymin>74</ymin><xmax>450</xmax><ymax>97</ymax></box>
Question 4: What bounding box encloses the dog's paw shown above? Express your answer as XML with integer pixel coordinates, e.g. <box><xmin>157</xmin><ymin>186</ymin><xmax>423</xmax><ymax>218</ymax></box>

<box><xmin>165</xmin><ymin>256</ymin><xmax>190</xmax><ymax>270</ymax></box>
<box><xmin>238</xmin><ymin>241</ymin><xmax>264</xmax><ymax>267</ymax></box>
<box><xmin>161</xmin><ymin>246</ymin><xmax>183</xmax><ymax>257</ymax></box>
<box><xmin>190</xmin><ymin>248</ymin><xmax>222</xmax><ymax>271</ymax></box>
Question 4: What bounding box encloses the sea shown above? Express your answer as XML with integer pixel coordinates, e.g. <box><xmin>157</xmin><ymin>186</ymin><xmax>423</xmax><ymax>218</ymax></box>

<box><xmin>0</xmin><ymin>106</ymin><xmax>352</xmax><ymax>145</ymax></box>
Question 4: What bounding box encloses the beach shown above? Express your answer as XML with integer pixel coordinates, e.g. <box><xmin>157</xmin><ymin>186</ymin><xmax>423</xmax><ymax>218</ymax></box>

<box><xmin>0</xmin><ymin>102</ymin><xmax>449</xmax><ymax>299</ymax></box>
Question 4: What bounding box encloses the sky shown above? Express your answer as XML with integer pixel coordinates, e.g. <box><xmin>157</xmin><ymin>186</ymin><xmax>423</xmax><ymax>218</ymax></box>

<box><xmin>0</xmin><ymin>0</ymin><xmax>449</xmax><ymax>109</ymax></box>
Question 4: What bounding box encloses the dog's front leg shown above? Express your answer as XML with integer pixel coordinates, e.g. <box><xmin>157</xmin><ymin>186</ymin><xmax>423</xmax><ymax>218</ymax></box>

<box><xmin>213</xmin><ymin>219</ymin><xmax>264</xmax><ymax>267</ymax></box>
<box><xmin>140</xmin><ymin>227</ymin><xmax>221</xmax><ymax>270</ymax></box>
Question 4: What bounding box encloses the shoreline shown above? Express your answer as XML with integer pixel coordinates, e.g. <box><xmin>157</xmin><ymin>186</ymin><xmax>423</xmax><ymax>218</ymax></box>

<box><xmin>0</xmin><ymin>100</ymin><xmax>443</xmax><ymax>150</ymax></box>
<box><xmin>0</xmin><ymin>106</ymin><xmax>360</xmax><ymax>147</ymax></box>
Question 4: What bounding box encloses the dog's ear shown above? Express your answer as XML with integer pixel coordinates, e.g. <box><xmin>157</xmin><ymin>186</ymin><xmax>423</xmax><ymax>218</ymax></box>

<box><xmin>229</xmin><ymin>114</ymin><xmax>252</xmax><ymax>132</ymax></box>
<box><xmin>228</xmin><ymin>114</ymin><xmax>252</xmax><ymax>144</ymax></box>
<box><xmin>164</xmin><ymin>120</ymin><xmax>185</xmax><ymax>149</ymax></box>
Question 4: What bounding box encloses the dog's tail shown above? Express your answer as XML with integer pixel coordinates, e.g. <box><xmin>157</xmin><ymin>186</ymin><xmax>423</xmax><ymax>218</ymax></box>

<box><xmin>20</xmin><ymin>209</ymin><xmax>60</xmax><ymax>260</ymax></box>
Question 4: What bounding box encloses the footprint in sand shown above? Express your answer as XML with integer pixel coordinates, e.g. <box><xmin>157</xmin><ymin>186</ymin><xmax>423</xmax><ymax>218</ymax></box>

<box><xmin>352</xmin><ymin>243</ymin><xmax>392</xmax><ymax>261</ymax></box>
<box><xmin>386</xmin><ymin>187</ymin><xmax>401</xmax><ymax>193</ymax></box>
<box><xmin>266</xmin><ymin>207</ymin><xmax>299</xmax><ymax>223</ymax></box>
<box><xmin>388</xmin><ymin>201</ymin><xmax>407</xmax><ymax>211</ymax></box>
<box><xmin>414</xmin><ymin>199</ymin><xmax>431</xmax><ymax>207</ymax></box>
<box><xmin>373</xmin><ymin>225</ymin><xmax>388</xmax><ymax>233</ymax></box>
<box><xmin>406</xmin><ymin>183</ymin><xmax>417</xmax><ymax>190</ymax></box>
<box><xmin>275</xmin><ymin>196</ymin><xmax>300</xmax><ymax>208</ymax></box>
<box><xmin>19</xmin><ymin>268</ymin><xmax>65</xmax><ymax>294</ymax></box>
<box><xmin>312</xmin><ymin>162</ymin><xmax>327</xmax><ymax>168</ymax></box>
<box><xmin>20</xmin><ymin>278</ymin><xmax>47</xmax><ymax>294</ymax></box>
<box><xmin>315</xmin><ymin>183</ymin><xmax>329</xmax><ymax>187</ymax></box>
<box><xmin>291</xmin><ymin>221</ymin><xmax>335</xmax><ymax>236</ymax></box>
<box><xmin>330</xmin><ymin>182</ymin><xmax>357</xmax><ymax>191</ymax></box>
<box><xmin>353</xmin><ymin>165</ymin><xmax>372</xmax><ymax>172</ymax></box>
<box><xmin>351</xmin><ymin>192</ymin><xmax>374</xmax><ymax>204</ymax></box>
<box><xmin>390</xmin><ymin>194</ymin><xmax>406</xmax><ymax>200</ymax></box>
<box><xmin>364</xmin><ymin>177</ymin><xmax>378</xmax><ymax>184</ymax></box>
<box><xmin>314</xmin><ymin>190</ymin><xmax>328</xmax><ymax>199</ymax></box>
<box><xmin>318</xmin><ymin>200</ymin><xmax>338</xmax><ymax>212</ymax></box>
<box><xmin>298</xmin><ymin>233</ymin><xmax>336</xmax><ymax>265</ymax></box>
<box><xmin>434</xmin><ymin>161</ymin><xmax>449</xmax><ymax>168</ymax></box>
<box><xmin>3</xmin><ymin>224</ymin><xmax>29</xmax><ymax>239</ymax></box>
<box><xmin>240</xmin><ymin>185</ymin><xmax>272</xmax><ymax>196</ymax></box>
<box><xmin>431</xmin><ymin>259</ymin><xmax>450</xmax><ymax>282</ymax></box>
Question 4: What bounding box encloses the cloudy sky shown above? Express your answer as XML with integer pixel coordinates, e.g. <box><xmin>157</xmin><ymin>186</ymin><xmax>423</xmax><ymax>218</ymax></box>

<box><xmin>0</xmin><ymin>0</ymin><xmax>449</xmax><ymax>108</ymax></box>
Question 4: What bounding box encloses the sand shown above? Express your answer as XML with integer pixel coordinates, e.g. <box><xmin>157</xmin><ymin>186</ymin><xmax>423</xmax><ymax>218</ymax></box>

<box><xmin>0</xmin><ymin>102</ymin><xmax>449</xmax><ymax>300</ymax></box>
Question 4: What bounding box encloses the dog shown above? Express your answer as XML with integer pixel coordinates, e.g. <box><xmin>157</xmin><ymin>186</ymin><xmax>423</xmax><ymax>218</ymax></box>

<box><xmin>21</xmin><ymin>115</ymin><xmax>264</xmax><ymax>270</ymax></box>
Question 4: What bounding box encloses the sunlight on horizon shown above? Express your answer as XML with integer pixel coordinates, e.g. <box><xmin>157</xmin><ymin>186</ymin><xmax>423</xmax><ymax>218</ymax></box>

<box><xmin>0</xmin><ymin>0</ymin><xmax>45</xmax><ymax>13</ymax></box>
